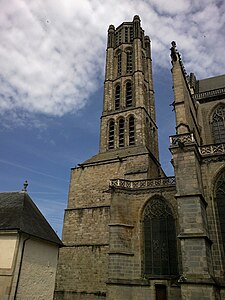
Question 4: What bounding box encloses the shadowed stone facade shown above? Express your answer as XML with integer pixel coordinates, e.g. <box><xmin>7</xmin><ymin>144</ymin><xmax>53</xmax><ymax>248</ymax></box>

<box><xmin>54</xmin><ymin>16</ymin><xmax>225</xmax><ymax>300</ymax></box>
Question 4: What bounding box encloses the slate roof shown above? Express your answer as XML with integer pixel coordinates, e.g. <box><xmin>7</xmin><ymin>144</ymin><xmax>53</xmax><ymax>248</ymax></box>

<box><xmin>81</xmin><ymin>145</ymin><xmax>156</xmax><ymax>166</ymax></box>
<box><xmin>0</xmin><ymin>192</ymin><xmax>62</xmax><ymax>245</ymax></box>
<box><xmin>198</xmin><ymin>74</ymin><xmax>225</xmax><ymax>92</ymax></box>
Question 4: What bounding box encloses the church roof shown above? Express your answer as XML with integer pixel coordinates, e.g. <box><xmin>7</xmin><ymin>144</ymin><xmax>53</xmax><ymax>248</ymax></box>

<box><xmin>81</xmin><ymin>145</ymin><xmax>157</xmax><ymax>166</ymax></box>
<box><xmin>0</xmin><ymin>192</ymin><xmax>62</xmax><ymax>245</ymax></box>
<box><xmin>198</xmin><ymin>74</ymin><xmax>225</xmax><ymax>92</ymax></box>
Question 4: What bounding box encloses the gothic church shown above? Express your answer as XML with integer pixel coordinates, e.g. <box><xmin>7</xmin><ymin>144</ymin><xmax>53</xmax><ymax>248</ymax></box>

<box><xmin>54</xmin><ymin>16</ymin><xmax>225</xmax><ymax>300</ymax></box>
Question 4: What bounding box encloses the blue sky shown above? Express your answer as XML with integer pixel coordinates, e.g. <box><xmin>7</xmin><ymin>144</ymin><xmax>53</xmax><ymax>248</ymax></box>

<box><xmin>0</xmin><ymin>0</ymin><xmax>225</xmax><ymax>237</ymax></box>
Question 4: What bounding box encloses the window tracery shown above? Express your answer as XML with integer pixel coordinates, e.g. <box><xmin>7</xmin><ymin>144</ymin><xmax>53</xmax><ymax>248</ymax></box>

<box><xmin>143</xmin><ymin>197</ymin><xmax>178</xmax><ymax>276</ymax></box>
<box><xmin>212</xmin><ymin>106</ymin><xmax>225</xmax><ymax>143</ymax></box>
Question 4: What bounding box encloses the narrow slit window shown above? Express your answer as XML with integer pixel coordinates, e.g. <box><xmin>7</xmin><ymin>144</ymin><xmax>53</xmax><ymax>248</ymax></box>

<box><xmin>126</xmin><ymin>51</ymin><xmax>133</xmax><ymax>74</ymax></box>
<box><xmin>125</xmin><ymin>27</ymin><xmax>128</xmax><ymax>43</ymax></box>
<box><xmin>130</xmin><ymin>27</ymin><xmax>133</xmax><ymax>42</ymax></box>
<box><xmin>117</xmin><ymin>52</ymin><xmax>122</xmax><ymax>76</ymax></box>
<box><xmin>108</xmin><ymin>120</ymin><xmax>115</xmax><ymax>149</ymax></box>
<box><xmin>126</xmin><ymin>82</ymin><xmax>133</xmax><ymax>107</ymax></box>
<box><xmin>129</xmin><ymin>116</ymin><xmax>135</xmax><ymax>145</ymax></box>
<box><xmin>142</xmin><ymin>53</ymin><xmax>146</xmax><ymax>74</ymax></box>
<box><xmin>115</xmin><ymin>32</ymin><xmax>119</xmax><ymax>47</ymax></box>
<box><xmin>118</xmin><ymin>30</ymin><xmax>122</xmax><ymax>45</ymax></box>
<box><xmin>119</xmin><ymin>119</ymin><xmax>125</xmax><ymax>148</ymax></box>
<box><xmin>115</xmin><ymin>85</ymin><xmax>120</xmax><ymax>110</ymax></box>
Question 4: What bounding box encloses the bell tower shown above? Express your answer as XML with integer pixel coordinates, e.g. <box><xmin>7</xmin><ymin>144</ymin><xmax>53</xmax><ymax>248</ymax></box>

<box><xmin>100</xmin><ymin>15</ymin><xmax>159</xmax><ymax>161</ymax></box>
<box><xmin>54</xmin><ymin>16</ymin><xmax>165</xmax><ymax>300</ymax></box>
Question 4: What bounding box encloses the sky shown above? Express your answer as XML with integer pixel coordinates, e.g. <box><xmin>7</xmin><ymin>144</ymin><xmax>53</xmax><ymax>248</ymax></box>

<box><xmin>0</xmin><ymin>0</ymin><xmax>225</xmax><ymax>237</ymax></box>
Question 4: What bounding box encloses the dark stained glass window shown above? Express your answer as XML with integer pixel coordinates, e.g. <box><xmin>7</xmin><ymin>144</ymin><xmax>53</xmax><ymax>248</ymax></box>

<box><xmin>143</xmin><ymin>197</ymin><xmax>178</xmax><ymax>276</ymax></box>
<box><xmin>212</xmin><ymin>106</ymin><xmax>225</xmax><ymax>143</ymax></box>
<box><xmin>215</xmin><ymin>170</ymin><xmax>225</xmax><ymax>252</ymax></box>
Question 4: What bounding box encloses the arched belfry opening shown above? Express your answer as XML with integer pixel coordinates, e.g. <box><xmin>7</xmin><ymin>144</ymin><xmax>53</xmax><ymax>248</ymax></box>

<box><xmin>143</xmin><ymin>197</ymin><xmax>178</xmax><ymax>276</ymax></box>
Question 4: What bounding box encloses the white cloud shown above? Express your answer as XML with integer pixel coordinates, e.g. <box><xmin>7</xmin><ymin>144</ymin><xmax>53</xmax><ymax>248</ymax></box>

<box><xmin>0</xmin><ymin>0</ymin><xmax>224</xmax><ymax>126</ymax></box>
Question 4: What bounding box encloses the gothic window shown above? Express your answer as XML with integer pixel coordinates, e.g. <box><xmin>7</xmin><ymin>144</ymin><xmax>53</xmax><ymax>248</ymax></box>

<box><xmin>117</xmin><ymin>52</ymin><xmax>122</xmax><ymax>76</ymax></box>
<box><xmin>143</xmin><ymin>197</ymin><xmax>178</xmax><ymax>276</ymax></box>
<box><xmin>118</xmin><ymin>118</ymin><xmax>125</xmax><ymax>147</ymax></box>
<box><xmin>115</xmin><ymin>85</ymin><xmax>120</xmax><ymax>110</ymax></box>
<box><xmin>126</xmin><ymin>81</ymin><xmax>133</xmax><ymax>107</ymax></box>
<box><xmin>129</xmin><ymin>116</ymin><xmax>135</xmax><ymax>145</ymax></box>
<box><xmin>215</xmin><ymin>170</ymin><xmax>225</xmax><ymax>253</ymax></box>
<box><xmin>126</xmin><ymin>50</ymin><xmax>133</xmax><ymax>74</ymax></box>
<box><xmin>108</xmin><ymin>120</ymin><xmax>115</xmax><ymax>149</ymax></box>
<box><xmin>212</xmin><ymin>106</ymin><xmax>225</xmax><ymax>143</ymax></box>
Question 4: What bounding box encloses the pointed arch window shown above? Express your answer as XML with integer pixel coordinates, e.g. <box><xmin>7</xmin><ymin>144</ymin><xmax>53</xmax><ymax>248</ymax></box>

<box><xmin>130</xmin><ymin>27</ymin><xmax>134</xmax><ymax>42</ymax></box>
<box><xmin>215</xmin><ymin>170</ymin><xmax>225</xmax><ymax>253</ymax></box>
<box><xmin>126</xmin><ymin>51</ymin><xmax>133</xmax><ymax>74</ymax></box>
<box><xmin>118</xmin><ymin>118</ymin><xmax>125</xmax><ymax>148</ymax></box>
<box><xmin>108</xmin><ymin>120</ymin><xmax>115</xmax><ymax>150</ymax></box>
<box><xmin>117</xmin><ymin>52</ymin><xmax>122</xmax><ymax>76</ymax></box>
<box><xmin>129</xmin><ymin>116</ymin><xmax>135</xmax><ymax>146</ymax></box>
<box><xmin>115</xmin><ymin>85</ymin><xmax>120</xmax><ymax>110</ymax></box>
<box><xmin>143</xmin><ymin>197</ymin><xmax>178</xmax><ymax>276</ymax></box>
<box><xmin>212</xmin><ymin>106</ymin><xmax>225</xmax><ymax>143</ymax></box>
<box><xmin>126</xmin><ymin>82</ymin><xmax>133</xmax><ymax>107</ymax></box>
<box><xmin>125</xmin><ymin>27</ymin><xmax>128</xmax><ymax>43</ymax></box>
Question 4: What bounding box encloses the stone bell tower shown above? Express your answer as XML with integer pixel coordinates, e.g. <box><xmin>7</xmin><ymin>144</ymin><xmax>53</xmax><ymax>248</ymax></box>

<box><xmin>100</xmin><ymin>15</ymin><xmax>159</xmax><ymax>163</ymax></box>
<box><xmin>54</xmin><ymin>16</ymin><xmax>166</xmax><ymax>300</ymax></box>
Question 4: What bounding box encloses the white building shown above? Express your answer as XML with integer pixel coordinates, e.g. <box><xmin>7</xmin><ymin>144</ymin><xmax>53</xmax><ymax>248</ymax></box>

<box><xmin>0</xmin><ymin>191</ymin><xmax>62</xmax><ymax>300</ymax></box>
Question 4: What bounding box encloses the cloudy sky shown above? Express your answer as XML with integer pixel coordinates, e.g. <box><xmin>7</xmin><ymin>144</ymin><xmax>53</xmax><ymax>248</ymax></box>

<box><xmin>0</xmin><ymin>0</ymin><xmax>225</xmax><ymax>237</ymax></box>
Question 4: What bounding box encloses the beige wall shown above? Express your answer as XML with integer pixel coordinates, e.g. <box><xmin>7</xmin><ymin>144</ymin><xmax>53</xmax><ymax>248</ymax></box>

<box><xmin>0</xmin><ymin>232</ymin><xmax>19</xmax><ymax>300</ymax></box>
<box><xmin>15</xmin><ymin>238</ymin><xmax>58</xmax><ymax>300</ymax></box>
<box><xmin>0</xmin><ymin>234</ymin><xmax>17</xmax><ymax>269</ymax></box>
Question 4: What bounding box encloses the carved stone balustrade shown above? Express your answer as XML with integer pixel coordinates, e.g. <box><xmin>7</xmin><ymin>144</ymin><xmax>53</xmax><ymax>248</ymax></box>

<box><xmin>199</xmin><ymin>144</ymin><xmax>225</xmax><ymax>156</ymax></box>
<box><xmin>170</xmin><ymin>133</ymin><xmax>195</xmax><ymax>146</ymax></box>
<box><xmin>109</xmin><ymin>177</ymin><xmax>176</xmax><ymax>190</ymax></box>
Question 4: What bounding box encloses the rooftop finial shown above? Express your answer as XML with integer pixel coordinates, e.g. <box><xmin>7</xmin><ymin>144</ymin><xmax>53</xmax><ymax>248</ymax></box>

<box><xmin>22</xmin><ymin>180</ymin><xmax>28</xmax><ymax>192</ymax></box>
<box><xmin>170</xmin><ymin>41</ymin><xmax>177</xmax><ymax>62</ymax></box>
